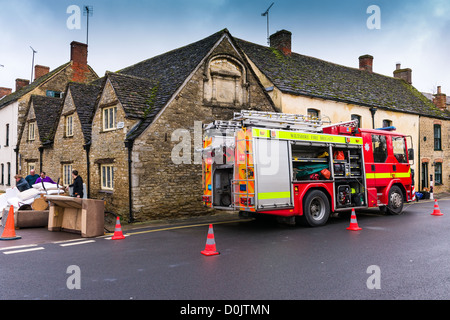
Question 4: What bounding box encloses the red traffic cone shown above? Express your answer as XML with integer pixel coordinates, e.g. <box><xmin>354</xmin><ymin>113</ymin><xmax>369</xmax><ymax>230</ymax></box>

<box><xmin>431</xmin><ymin>199</ymin><xmax>443</xmax><ymax>216</ymax></box>
<box><xmin>347</xmin><ymin>208</ymin><xmax>362</xmax><ymax>231</ymax></box>
<box><xmin>201</xmin><ymin>224</ymin><xmax>219</xmax><ymax>256</ymax></box>
<box><xmin>111</xmin><ymin>216</ymin><xmax>126</xmax><ymax>240</ymax></box>
<box><xmin>0</xmin><ymin>206</ymin><xmax>21</xmax><ymax>241</ymax></box>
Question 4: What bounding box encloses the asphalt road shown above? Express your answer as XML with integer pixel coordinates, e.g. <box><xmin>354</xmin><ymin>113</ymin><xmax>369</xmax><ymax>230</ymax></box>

<box><xmin>1</xmin><ymin>199</ymin><xmax>450</xmax><ymax>304</ymax></box>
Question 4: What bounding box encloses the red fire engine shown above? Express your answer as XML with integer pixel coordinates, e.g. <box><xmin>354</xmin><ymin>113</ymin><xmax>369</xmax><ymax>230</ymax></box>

<box><xmin>201</xmin><ymin>110</ymin><xmax>414</xmax><ymax>227</ymax></box>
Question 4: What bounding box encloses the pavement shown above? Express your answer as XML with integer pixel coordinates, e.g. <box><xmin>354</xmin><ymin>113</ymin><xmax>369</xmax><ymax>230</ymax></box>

<box><xmin>1</xmin><ymin>192</ymin><xmax>449</xmax><ymax>250</ymax></box>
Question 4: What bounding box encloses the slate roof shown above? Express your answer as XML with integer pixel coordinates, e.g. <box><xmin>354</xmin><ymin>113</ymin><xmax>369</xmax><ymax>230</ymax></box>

<box><xmin>66</xmin><ymin>82</ymin><xmax>101</xmax><ymax>144</ymax></box>
<box><xmin>0</xmin><ymin>62</ymin><xmax>70</xmax><ymax>110</ymax></box>
<box><xmin>106</xmin><ymin>72</ymin><xmax>160</xmax><ymax>120</ymax></box>
<box><xmin>28</xmin><ymin>95</ymin><xmax>63</xmax><ymax>145</ymax></box>
<box><xmin>74</xmin><ymin>28</ymin><xmax>449</xmax><ymax>144</ymax></box>
<box><xmin>235</xmin><ymin>38</ymin><xmax>450</xmax><ymax>119</ymax></box>
<box><xmin>113</xmin><ymin>29</ymin><xmax>227</xmax><ymax>140</ymax></box>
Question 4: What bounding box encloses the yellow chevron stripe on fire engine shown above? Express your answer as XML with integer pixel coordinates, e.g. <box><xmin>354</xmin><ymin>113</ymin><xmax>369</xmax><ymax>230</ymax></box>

<box><xmin>366</xmin><ymin>172</ymin><xmax>411</xmax><ymax>179</ymax></box>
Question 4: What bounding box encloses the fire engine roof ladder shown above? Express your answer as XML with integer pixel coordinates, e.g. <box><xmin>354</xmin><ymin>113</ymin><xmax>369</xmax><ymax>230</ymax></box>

<box><xmin>233</xmin><ymin>110</ymin><xmax>331</xmax><ymax>133</ymax></box>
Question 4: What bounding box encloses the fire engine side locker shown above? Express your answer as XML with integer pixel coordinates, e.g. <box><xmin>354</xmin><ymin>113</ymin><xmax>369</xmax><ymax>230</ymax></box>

<box><xmin>253</xmin><ymin>135</ymin><xmax>294</xmax><ymax>210</ymax></box>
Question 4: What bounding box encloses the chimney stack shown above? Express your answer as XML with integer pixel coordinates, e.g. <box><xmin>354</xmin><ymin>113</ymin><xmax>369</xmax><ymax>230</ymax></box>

<box><xmin>34</xmin><ymin>65</ymin><xmax>50</xmax><ymax>81</ymax></box>
<box><xmin>393</xmin><ymin>63</ymin><xmax>412</xmax><ymax>84</ymax></box>
<box><xmin>15</xmin><ymin>79</ymin><xmax>30</xmax><ymax>92</ymax></box>
<box><xmin>0</xmin><ymin>87</ymin><xmax>12</xmax><ymax>99</ymax></box>
<box><xmin>270</xmin><ymin>30</ymin><xmax>292</xmax><ymax>56</ymax></box>
<box><xmin>70</xmin><ymin>41</ymin><xmax>88</xmax><ymax>65</ymax></box>
<box><xmin>70</xmin><ymin>41</ymin><xmax>89</xmax><ymax>82</ymax></box>
<box><xmin>433</xmin><ymin>86</ymin><xmax>447</xmax><ymax>111</ymax></box>
<box><xmin>359</xmin><ymin>55</ymin><xmax>374</xmax><ymax>73</ymax></box>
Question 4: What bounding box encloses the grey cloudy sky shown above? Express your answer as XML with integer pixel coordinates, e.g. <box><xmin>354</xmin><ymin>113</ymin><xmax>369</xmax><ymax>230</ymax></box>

<box><xmin>0</xmin><ymin>0</ymin><xmax>449</xmax><ymax>94</ymax></box>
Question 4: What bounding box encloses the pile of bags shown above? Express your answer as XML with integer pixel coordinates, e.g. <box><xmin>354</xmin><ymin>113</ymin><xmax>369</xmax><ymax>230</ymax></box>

<box><xmin>0</xmin><ymin>182</ymin><xmax>65</xmax><ymax>212</ymax></box>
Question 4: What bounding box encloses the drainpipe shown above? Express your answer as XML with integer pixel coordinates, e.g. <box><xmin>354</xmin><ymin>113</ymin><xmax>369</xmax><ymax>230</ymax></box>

<box><xmin>38</xmin><ymin>146</ymin><xmax>44</xmax><ymax>173</ymax></box>
<box><xmin>83</xmin><ymin>143</ymin><xmax>91</xmax><ymax>198</ymax></box>
<box><xmin>369</xmin><ymin>107</ymin><xmax>377</xmax><ymax>129</ymax></box>
<box><xmin>14</xmin><ymin>146</ymin><xmax>19</xmax><ymax>174</ymax></box>
<box><xmin>124</xmin><ymin>139</ymin><xmax>134</xmax><ymax>223</ymax></box>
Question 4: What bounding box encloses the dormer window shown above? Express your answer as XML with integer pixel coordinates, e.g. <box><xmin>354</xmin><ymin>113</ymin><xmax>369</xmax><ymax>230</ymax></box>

<box><xmin>46</xmin><ymin>90</ymin><xmax>63</xmax><ymax>98</ymax></box>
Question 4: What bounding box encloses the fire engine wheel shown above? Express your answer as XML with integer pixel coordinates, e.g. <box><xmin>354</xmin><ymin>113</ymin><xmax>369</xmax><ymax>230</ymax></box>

<box><xmin>387</xmin><ymin>185</ymin><xmax>404</xmax><ymax>215</ymax></box>
<box><xmin>300</xmin><ymin>190</ymin><xmax>330</xmax><ymax>227</ymax></box>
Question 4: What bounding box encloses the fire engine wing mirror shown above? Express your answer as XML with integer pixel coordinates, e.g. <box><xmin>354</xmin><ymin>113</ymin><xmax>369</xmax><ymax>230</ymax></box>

<box><xmin>408</xmin><ymin>148</ymin><xmax>414</xmax><ymax>161</ymax></box>
<box><xmin>406</xmin><ymin>135</ymin><xmax>414</xmax><ymax>164</ymax></box>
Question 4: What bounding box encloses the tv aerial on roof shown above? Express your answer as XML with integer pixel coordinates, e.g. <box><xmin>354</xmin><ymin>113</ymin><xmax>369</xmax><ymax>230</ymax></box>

<box><xmin>30</xmin><ymin>46</ymin><xmax>37</xmax><ymax>82</ymax></box>
<box><xmin>261</xmin><ymin>2</ymin><xmax>274</xmax><ymax>46</ymax></box>
<box><xmin>83</xmin><ymin>5</ymin><xmax>93</xmax><ymax>46</ymax></box>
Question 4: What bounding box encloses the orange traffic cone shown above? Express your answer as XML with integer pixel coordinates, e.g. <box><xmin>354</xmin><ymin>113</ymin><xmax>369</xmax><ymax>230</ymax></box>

<box><xmin>347</xmin><ymin>208</ymin><xmax>362</xmax><ymax>231</ymax></box>
<box><xmin>0</xmin><ymin>206</ymin><xmax>21</xmax><ymax>241</ymax></box>
<box><xmin>431</xmin><ymin>199</ymin><xmax>443</xmax><ymax>216</ymax></box>
<box><xmin>201</xmin><ymin>224</ymin><xmax>219</xmax><ymax>256</ymax></box>
<box><xmin>111</xmin><ymin>216</ymin><xmax>126</xmax><ymax>240</ymax></box>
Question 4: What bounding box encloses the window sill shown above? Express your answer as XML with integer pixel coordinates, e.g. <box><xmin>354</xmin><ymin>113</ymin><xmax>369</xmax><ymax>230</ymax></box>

<box><xmin>99</xmin><ymin>189</ymin><xmax>114</xmax><ymax>194</ymax></box>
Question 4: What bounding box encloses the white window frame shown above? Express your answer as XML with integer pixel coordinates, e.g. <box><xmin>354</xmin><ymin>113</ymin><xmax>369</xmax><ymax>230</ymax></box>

<box><xmin>66</xmin><ymin>114</ymin><xmax>74</xmax><ymax>137</ymax></box>
<box><xmin>28</xmin><ymin>122</ymin><xmax>36</xmax><ymax>141</ymax></box>
<box><xmin>103</xmin><ymin>106</ymin><xmax>117</xmax><ymax>131</ymax></box>
<box><xmin>101</xmin><ymin>164</ymin><xmax>114</xmax><ymax>190</ymax></box>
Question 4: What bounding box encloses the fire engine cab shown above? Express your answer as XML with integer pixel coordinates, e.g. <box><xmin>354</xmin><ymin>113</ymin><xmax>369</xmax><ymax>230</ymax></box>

<box><xmin>201</xmin><ymin>110</ymin><xmax>414</xmax><ymax>227</ymax></box>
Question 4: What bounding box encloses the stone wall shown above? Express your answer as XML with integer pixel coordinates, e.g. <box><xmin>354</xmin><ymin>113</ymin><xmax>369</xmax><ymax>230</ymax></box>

<box><xmin>89</xmin><ymin>80</ymin><xmax>138</xmax><ymax>216</ymax></box>
<box><xmin>130</xmin><ymin>37</ymin><xmax>275</xmax><ymax>221</ymax></box>
<box><xmin>419</xmin><ymin>116</ymin><xmax>450</xmax><ymax>193</ymax></box>
<box><xmin>18</xmin><ymin>100</ymin><xmax>41</xmax><ymax>176</ymax></box>
<box><xmin>45</xmin><ymin>90</ymin><xmax>88</xmax><ymax>186</ymax></box>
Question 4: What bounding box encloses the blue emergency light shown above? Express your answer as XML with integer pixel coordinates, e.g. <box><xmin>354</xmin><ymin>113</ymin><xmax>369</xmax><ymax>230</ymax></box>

<box><xmin>375</xmin><ymin>126</ymin><xmax>396</xmax><ymax>131</ymax></box>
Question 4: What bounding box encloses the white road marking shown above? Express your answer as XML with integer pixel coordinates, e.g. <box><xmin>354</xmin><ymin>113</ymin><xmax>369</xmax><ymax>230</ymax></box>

<box><xmin>59</xmin><ymin>240</ymin><xmax>96</xmax><ymax>247</ymax></box>
<box><xmin>3</xmin><ymin>247</ymin><xmax>45</xmax><ymax>255</ymax></box>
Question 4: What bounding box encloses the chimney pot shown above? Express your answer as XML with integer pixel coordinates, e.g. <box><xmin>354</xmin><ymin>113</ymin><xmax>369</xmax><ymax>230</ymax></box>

<box><xmin>0</xmin><ymin>87</ymin><xmax>12</xmax><ymax>99</ymax></box>
<box><xmin>269</xmin><ymin>30</ymin><xmax>292</xmax><ymax>56</ymax></box>
<box><xmin>359</xmin><ymin>55</ymin><xmax>374</xmax><ymax>73</ymax></box>
<box><xmin>15</xmin><ymin>78</ymin><xmax>30</xmax><ymax>92</ymax></box>
<box><xmin>437</xmin><ymin>86</ymin><xmax>441</xmax><ymax>94</ymax></box>
<box><xmin>396</xmin><ymin>63</ymin><xmax>401</xmax><ymax>70</ymax></box>
<box><xmin>34</xmin><ymin>65</ymin><xmax>50</xmax><ymax>81</ymax></box>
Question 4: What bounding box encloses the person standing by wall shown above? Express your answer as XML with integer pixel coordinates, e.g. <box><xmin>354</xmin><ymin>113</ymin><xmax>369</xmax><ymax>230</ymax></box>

<box><xmin>68</xmin><ymin>170</ymin><xmax>84</xmax><ymax>198</ymax></box>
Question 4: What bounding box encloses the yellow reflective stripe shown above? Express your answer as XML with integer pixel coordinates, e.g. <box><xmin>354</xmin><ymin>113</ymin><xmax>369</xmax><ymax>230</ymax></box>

<box><xmin>252</xmin><ymin>128</ymin><xmax>363</xmax><ymax>145</ymax></box>
<box><xmin>393</xmin><ymin>172</ymin><xmax>411</xmax><ymax>178</ymax></box>
<box><xmin>258</xmin><ymin>191</ymin><xmax>291</xmax><ymax>200</ymax></box>
<box><xmin>366</xmin><ymin>172</ymin><xmax>411</xmax><ymax>179</ymax></box>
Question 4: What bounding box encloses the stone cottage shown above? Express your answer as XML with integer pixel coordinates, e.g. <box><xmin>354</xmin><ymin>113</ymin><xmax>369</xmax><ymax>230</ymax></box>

<box><xmin>18</xmin><ymin>95</ymin><xmax>63</xmax><ymax>176</ymax></box>
<box><xmin>419</xmin><ymin>86</ymin><xmax>450</xmax><ymax>193</ymax></box>
<box><xmin>2</xmin><ymin>41</ymin><xmax>98</xmax><ymax>189</ymax></box>
<box><xmin>46</xmin><ymin>82</ymin><xmax>101</xmax><ymax>193</ymax></box>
